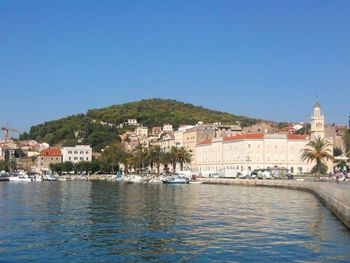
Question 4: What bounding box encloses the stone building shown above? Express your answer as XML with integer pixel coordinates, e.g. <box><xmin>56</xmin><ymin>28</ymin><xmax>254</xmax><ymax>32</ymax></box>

<box><xmin>39</xmin><ymin>148</ymin><xmax>62</xmax><ymax>172</ymax></box>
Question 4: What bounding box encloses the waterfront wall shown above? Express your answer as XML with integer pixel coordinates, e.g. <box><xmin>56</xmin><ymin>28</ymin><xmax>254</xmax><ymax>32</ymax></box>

<box><xmin>199</xmin><ymin>178</ymin><xmax>350</xmax><ymax>229</ymax></box>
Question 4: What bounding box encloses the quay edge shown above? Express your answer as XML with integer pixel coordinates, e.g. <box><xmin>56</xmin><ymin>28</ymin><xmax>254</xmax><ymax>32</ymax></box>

<box><xmin>199</xmin><ymin>178</ymin><xmax>350</xmax><ymax>230</ymax></box>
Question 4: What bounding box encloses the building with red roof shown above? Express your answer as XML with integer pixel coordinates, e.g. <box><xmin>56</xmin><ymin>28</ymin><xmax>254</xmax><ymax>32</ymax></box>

<box><xmin>39</xmin><ymin>148</ymin><xmax>62</xmax><ymax>171</ymax></box>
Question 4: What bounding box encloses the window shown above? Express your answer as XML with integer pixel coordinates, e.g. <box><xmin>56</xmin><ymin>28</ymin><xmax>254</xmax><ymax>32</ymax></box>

<box><xmin>74</xmin><ymin>151</ymin><xmax>78</xmax><ymax>154</ymax></box>
<box><xmin>69</xmin><ymin>157</ymin><xmax>71</xmax><ymax>160</ymax></box>
<box><xmin>68</xmin><ymin>151</ymin><xmax>72</xmax><ymax>154</ymax></box>
<box><xmin>86</xmin><ymin>151</ymin><xmax>89</xmax><ymax>154</ymax></box>
<box><xmin>74</xmin><ymin>157</ymin><xmax>78</xmax><ymax>160</ymax></box>
<box><xmin>80</xmin><ymin>151</ymin><xmax>84</xmax><ymax>154</ymax></box>
<box><xmin>80</xmin><ymin>157</ymin><xmax>83</xmax><ymax>160</ymax></box>
<box><xmin>86</xmin><ymin>157</ymin><xmax>89</xmax><ymax>161</ymax></box>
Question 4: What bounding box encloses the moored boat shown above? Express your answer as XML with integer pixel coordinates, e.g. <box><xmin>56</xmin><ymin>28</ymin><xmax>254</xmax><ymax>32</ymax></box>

<box><xmin>124</xmin><ymin>174</ymin><xmax>144</xmax><ymax>184</ymax></box>
<box><xmin>9</xmin><ymin>172</ymin><xmax>32</xmax><ymax>182</ymax></box>
<box><xmin>162</xmin><ymin>176</ymin><xmax>189</xmax><ymax>184</ymax></box>
<box><xmin>43</xmin><ymin>173</ymin><xmax>57</xmax><ymax>181</ymax></box>
<box><xmin>0</xmin><ymin>171</ymin><xmax>10</xmax><ymax>181</ymax></box>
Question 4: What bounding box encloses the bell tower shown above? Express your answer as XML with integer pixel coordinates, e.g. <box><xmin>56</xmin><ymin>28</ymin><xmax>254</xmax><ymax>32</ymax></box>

<box><xmin>310</xmin><ymin>101</ymin><xmax>325</xmax><ymax>138</ymax></box>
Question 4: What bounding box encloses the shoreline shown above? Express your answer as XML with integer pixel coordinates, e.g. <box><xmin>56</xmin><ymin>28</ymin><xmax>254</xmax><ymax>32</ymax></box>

<box><xmin>199</xmin><ymin>178</ymin><xmax>350</xmax><ymax>229</ymax></box>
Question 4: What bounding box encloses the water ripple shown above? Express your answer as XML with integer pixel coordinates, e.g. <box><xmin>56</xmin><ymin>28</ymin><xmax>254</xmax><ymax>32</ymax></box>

<box><xmin>0</xmin><ymin>181</ymin><xmax>350</xmax><ymax>262</ymax></box>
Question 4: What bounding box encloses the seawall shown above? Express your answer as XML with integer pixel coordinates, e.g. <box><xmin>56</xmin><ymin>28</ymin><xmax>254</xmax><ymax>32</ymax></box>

<box><xmin>199</xmin><ymin>178</ymin><xmax>350</xmax><ymax>229</ymax></box>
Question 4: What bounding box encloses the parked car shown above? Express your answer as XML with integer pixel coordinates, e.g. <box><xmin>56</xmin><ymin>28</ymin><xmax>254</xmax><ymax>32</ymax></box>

<box><xmin>262</xmin><ymin>170</ymin><xmax>273</xmax><ymax>179</ymax></box>
<box><xmin>250</xmin><ymin>170</ymin><xmax>258</xmax><ymax>179</ymax></box>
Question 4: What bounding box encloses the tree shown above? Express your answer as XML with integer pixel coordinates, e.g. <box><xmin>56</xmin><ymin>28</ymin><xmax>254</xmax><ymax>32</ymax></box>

<box><xmin>0</xmin><ymin>160</ymin><xmax>6</xmax><ymax>171</ymax></box>
<box><xmin>100</xmin><ymin>142</ymin><xmax>127</xmax><ymax>173</ymax></box>
<box><xmin>170</xmin><ymin>146</ymin><xmax>179</xmax><ymax>173</ymax></box>
<box><xmin>50</xmin><ymin>163</ymin><xmax>62</xmax><ymax>174</ymax></box>
<box><xmin>161</xmin><ymin>151</ymin><xmax>171</xmax><ymax>175</ymax></box>
<box><xmin>344</xmin><ymin>129</ymin><xmax>350</xmax><ymax>157</ymax></box>
<box><xmin>301</xmin><ymin>137</ymin><xmax>333</xmax><ymax>180</ymax></box>
<box><xmin>90</xmin><ymin>159</ymin><xmax>100</xmax><ymax>174</ymax></box>
<box><xmin>333</xmin><ymin>147</ymin><xmax>343</xmax><ymax>157</ymax></box>
<box><xmin>61</xmin><ymin>161</ymin><xmax>74</xmax><ymax>173</ymax></box>
<box><xmin>176</xmin><ymin>147</ymin><xmax>191</xmax><ymax>171</ymax></box>
<box><xmin>149</xmin><ymin>146</ymin><xmax>162</xmax><ymax>175</ymax></box>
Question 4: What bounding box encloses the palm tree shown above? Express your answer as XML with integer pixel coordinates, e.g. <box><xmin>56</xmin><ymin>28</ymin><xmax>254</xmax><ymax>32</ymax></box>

<box><xmin>301</xmin><ymin>137</ymin><xmax>333</xmax><ymax>180</ymax></box>
<box><xmin>149</xmin><ymin>146</ymin><xmax>162</xmax><ymax>176</ymax></box>
<box><xmin>170</xmin><ymin>146</ymin><xmax>179</xmax><ymax>173</ymax></box>
<box><xmin>333</xmin><ymin>147</ymin><xmax>343</xmax><ymax>157</ymax></box>
<box><xmin>176</xmin><ymin>147</ymin><xmax>191</xmax><ymax>171</ymax></box>
<box><xmin>161</xmin><ymin>151</ymin><xmax>172</xmax><ymax>175</ymax></box>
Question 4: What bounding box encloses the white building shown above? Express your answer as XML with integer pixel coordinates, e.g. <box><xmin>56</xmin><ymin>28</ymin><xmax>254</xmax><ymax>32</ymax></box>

<box><xmin>127</xmin><ymin>119</ymin><xmax>138</xmax><ymax>126</ymax></box>
<box><xmin>62</xmin><ymin>145</ymin><xmax>92</xmax><ymax>163</ymax></box>
<box><xmin>195</xmin><ymin>102</ymin><xmax>334</xmax><ymax>175</ymax></box>
<box><xmin>136</xmin><ymin>126</ymin><xmax>148</xmax><ymax>137</ymax></box>
<box><xmin>196</xmin><ymin>134</ymin><xmax>309</xmax><ymax>175</ymax></box>
<box><xmin>163</xmin><ymin>124</ymin><xmax>173</xmax><ymax>132</ymax></box>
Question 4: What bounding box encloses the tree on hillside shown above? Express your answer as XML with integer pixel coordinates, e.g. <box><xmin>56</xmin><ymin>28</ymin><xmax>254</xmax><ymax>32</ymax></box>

<box><xmin>301</xmin><ymin>137</ymin><xmax>333</xmax><ymax>180</ymax></box>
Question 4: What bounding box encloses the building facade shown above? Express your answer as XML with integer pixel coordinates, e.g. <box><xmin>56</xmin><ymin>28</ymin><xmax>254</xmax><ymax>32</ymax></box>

<box><xmin>62</xmin><ymin>145</ymin><xmax>92</xmax><ymax>163</ymax></box>
<box><xmin>183</xmin><ymin>124</ymin><xmax>217</xmax><ymax>169</ymax></box>
<box><xmin>196</xmin><ymin>134</ymin><xmax>309</xmax><ymax>175</ymax></box>
<box><xmin>39</xmin><ymin>148</ymin><xmax>62</xmax><ymax>171</ymax></box>
<box><xmin>195</xmin><ymin>102</ymin><xmax>334</xmax><ymax>175</ymax></box>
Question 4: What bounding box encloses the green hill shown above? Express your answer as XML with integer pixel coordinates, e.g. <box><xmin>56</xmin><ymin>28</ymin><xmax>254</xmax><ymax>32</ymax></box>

<box><xmin>22</xmin><ymin>98</ymin><xmax>257</xmax><ymax>151</ymax></box>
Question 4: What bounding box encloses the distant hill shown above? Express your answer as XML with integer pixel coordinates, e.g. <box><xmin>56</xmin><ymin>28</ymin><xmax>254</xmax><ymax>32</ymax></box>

<box><xmin>22</xmin><ymin>98</ymin><xmax>258</xmax><ymax>150</ymax></box>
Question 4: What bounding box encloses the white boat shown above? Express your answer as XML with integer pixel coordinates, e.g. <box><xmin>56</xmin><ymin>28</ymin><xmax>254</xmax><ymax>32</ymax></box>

<box><xmin>115</xmin><ymin>172</ymin><xmax>124</xmax><ymax>182</ymax></box>
<box><xmin>162</xmin><ymin>176</ymin><xmax>189</xmax><ymax>184</ymax></box>
<box><xmin>125</xmin><ymin>175</ymin><xmax>144</xmax><ymax>184</ymax></box>
<box><xmin>148</xmin><ymin>178</ymin><xmax>162</xmax><ymax>184</ymax></box>
<box><xmin>9</xmin><ymin>172</ymin><xmax>32</xmax><ymax>182</ymax></box>
<box><xmin>43</xmin><ymin>173</ymin><xmax>57</xmax><ymax>181</ymax></box>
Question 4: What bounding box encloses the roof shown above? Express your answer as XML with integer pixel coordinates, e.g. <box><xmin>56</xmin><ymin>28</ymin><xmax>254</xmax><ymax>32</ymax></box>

<box><xmin>197</xmin><ymin>139</ymin><xmax>212</xmax><ymax>145</ymax></box>
<box><xmin>224</xmin><ymin>134</ymin><xmax>264</xmax><ymax>141</ymax></box>
<box><xmin>287</xmin><ymin>134</ymin><xmax>307</xmax><ymax>140</ymax></box>
<box><xmin>314</xmin><ymin>101</ymin><xmax>321</xmax><ymax>108</ymax></box>
<box><xmin>40</xmin><ymin>148</ymin><xmax>62</xmax><ymax>156</ymax></box>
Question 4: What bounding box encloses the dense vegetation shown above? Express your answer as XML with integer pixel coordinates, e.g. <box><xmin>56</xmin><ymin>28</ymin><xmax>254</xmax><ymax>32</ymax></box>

<box><xmin>86</xmin><ymin>98</ymin><xmax>257</xmax><ymax>128</ymax></box>
<box><xmin>22</xmin><ymin>98</ymin><xmax>257</xmax><ymax>150</ymax></box>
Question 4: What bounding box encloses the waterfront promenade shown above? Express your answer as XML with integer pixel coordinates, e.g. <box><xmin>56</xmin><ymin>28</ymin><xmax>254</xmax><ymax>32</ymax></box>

<box><xmin>200</xmin><ymin>178</ymin><xmax>350</xmax><ymax>229</ymax></box>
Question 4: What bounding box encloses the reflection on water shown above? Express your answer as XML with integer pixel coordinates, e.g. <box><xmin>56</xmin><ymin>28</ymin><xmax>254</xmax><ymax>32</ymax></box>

<box><xmin>0</xmin><ymin>181</ymin><xmax>350</xmax><ymax>261</ymax></box>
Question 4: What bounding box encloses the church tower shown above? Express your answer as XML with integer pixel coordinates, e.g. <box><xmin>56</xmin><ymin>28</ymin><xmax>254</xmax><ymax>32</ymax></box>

<box><xmin>310</xmin><ymin>101</ymin><xmax>325</xmax><ymax>138</ymax></box>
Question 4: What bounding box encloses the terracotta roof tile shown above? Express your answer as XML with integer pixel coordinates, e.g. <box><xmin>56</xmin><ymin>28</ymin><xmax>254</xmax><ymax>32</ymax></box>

<box><xmin>40</xmin><ymin>148</ymin><xmax>62</xmax><ymax>156</ymax></box>
<box><xmin>287</xmin><ymin>134</ymin><xmax>307</xmax><ymax>140</ymax></box>
<box><xmin>197</xmin><ymin>139</ymin><xmax>212</xmax><ymax>145</ymax></box>
<box><xmin>224</xmin><ymin>134</ymin><xmax>264</xmax><ymax>141</ymax></box>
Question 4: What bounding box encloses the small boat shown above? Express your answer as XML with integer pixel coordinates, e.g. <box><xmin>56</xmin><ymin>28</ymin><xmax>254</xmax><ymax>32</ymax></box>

<box><xmin>148</xmin><ymin>178</ymin><xmax>162</xmax><ymax>184</ymax></box>
<box><xmin>9</xmin><ymin>172</ymin><xmax>32</xmax><ymax>182</ymax></box>
<box><xmin>115</xmin><ymin>171</ymin><xmax>124</xmax><ymax>182</ymax></box>
<box><xmin>44</xmin><ymin>173</ymin><xmax>57</xmax><ymax>181</ymax></box>
<box><xmin>0</xmin><ymin>171</ymin><xmax>10</xmax><ymax>181</ymax></box>
<box><xmin>162</xmin><ymin>176</ymin><xmax>189</xmax><ymax>184</ymax></box>
<box><xmin>125</xmin><ymin>175</ymin><xmax>144</xmax><ymax>184</ymax></box>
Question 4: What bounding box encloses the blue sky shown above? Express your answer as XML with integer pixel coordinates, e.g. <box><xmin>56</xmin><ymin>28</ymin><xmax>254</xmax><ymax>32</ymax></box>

<box><xmin>1</xmin><ymin>0</ymin><xmax>349</xmax><ymax>134</ymax></box>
